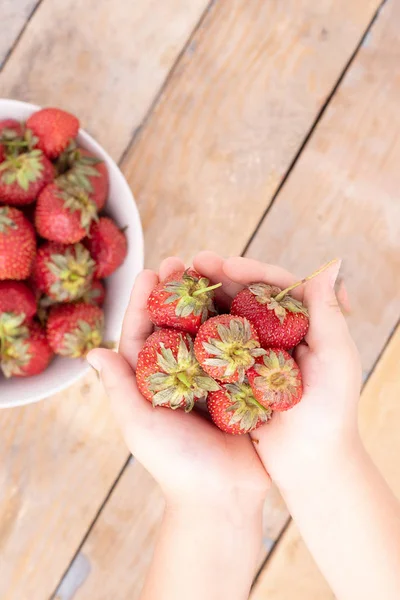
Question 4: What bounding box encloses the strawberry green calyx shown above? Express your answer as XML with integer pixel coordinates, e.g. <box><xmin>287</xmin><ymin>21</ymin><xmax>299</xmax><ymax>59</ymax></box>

<box><xmin>164</xmin><ymin>270</ymin><xmax>221</xmax><ymax>322</ymax></box>
<box><xmin>0</xmin><ymin>313</ymin><xmax>28</xmax><ymax>351</ymax></box>
<box><xmin>0</xmin><ymin>207</ymin><xmax>17</xmax><ymax>233</ymax></box>
<box><xmin>248</xmin><ymin>283</ymin><xmax>308</xmax><ymax>324</ymax></box>
<box><xmin>224</xmin><ymin>381</ymin><xmax>272</xmax><ymax>432</ymax></box>
<box><xmin>55</xmin><ymin>179</ymin><xmax>98</xmax><ymax>232</ymax></box>
<box><xmin>254</xmin><ymin>351</ymin><xmax>300</xmax><ymax>398</ymax></box>
<box><xmin>148</xmin><ymin>334</ymin><xmax>219</xmax><ymax>412</ymax></box>
<box><xmin>57</xmin><ymin>148</ymin><xmax>102</xmax><ymax>193</ymax></box>
<box><xmin>60</xmin><ymin>317</ymin><xmax>104</xmax><ymax>358</ymax></box>
<box><xmin>46</xmin><ymin>243</ymin><xmax>95</xmax><ymax>301</ymax></box>
<box><xmin>203</xmin><ymin>318</ymin><xmax>265</xmax><ymax>382</ymax></box>
<box><xmin>248</xmin><ymin>259</ymin><xmax>338</xmax><ymax>324</ymax></box>
<box><xmin>0</xmin><ymin>149</ymin><xmax>44</xmax><ymax>191</ymax></box>
<box><xmin>0</xmin><ymin>127</ymin><xmax>38</xmax><ymax>155</ymax></box>
<box><xmin>1</xmin><ymin>336</ymin><xmax>31</xmax><ymax>377</ymax></box>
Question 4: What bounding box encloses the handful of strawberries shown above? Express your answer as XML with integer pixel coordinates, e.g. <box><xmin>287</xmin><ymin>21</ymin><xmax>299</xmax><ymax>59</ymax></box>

<box><xmin>136</xmin><ymin>265</ymin><xmax>328</xmax><ymax>436</ymax></box>
<box><xmin>0</xmin><ymin>108</ymin><xmax>127</xmax><ymax>378</ymax></box>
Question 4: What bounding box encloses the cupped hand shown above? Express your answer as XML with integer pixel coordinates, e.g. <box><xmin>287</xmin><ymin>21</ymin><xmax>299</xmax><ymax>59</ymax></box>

<box><xmin>192</xmin><ymin>251</ymin><xmax>362</xmax><ymax>488</ymax></box>
<box><xmin>87</xmin><ymin>257</ymin><xmax>269</xmax><ymax>512</ymax></box>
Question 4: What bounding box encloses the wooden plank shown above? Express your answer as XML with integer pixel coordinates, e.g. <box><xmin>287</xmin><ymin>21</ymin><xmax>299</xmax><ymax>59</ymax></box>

<box><xmin>122</xmin><ymin>0</ymin><xmax>380</xmax><ymax>266</ymax></box>
<box><xmin>250</xmin><ymin>324</ymin><xmax>400</xmax><ymax>599</ymax></box>
<box><xmin>54</xmin><ymin>461</ymin><xmax>165</xmax><ymax>600</ymax></box>
<box><xmin>0</xmin><ymin>0</ymin><xmax>210</xmax><ymax>160</ymax></box>
<box><xmin>246</xmin><ymin>0</ymin><xmax>400</xmax><ymax>377</ymax></box>
<box><xmin>0</xmin><ymin>2</ymin><xmax>211</xmax><ymax>599</ymax></box>
<box><xmin>50</xmin><ymin>1</ymin><xmax>388</xmax><ymax>597</ymax></box>
<box><xmin>0</xmin><ymin>0</ymin><xmax>40</xmax><ymax>68</ymax></box>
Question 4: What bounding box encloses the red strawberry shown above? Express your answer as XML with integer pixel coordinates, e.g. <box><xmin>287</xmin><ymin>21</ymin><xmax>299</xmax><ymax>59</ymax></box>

<box><xmin>26</xmin><ymin>108</ymin><xmax>79</xmax><ymax>159</ymax></box>
<box><xmin>0</xmin><ymin>119</ymin><xmax>24</xmax><ymax>162</ymax></box>
<box><xmin>84</xmin><ymin>217</ymin><xmax>127</xmax><ymax>278</ymax></box>
<box><xmin>0</xmin><ymin>281</ymin><xmax>36</xmax><ymax>319</ymax></box>
<box><xmin>147</xmin><ymin>269</ymin><xmax>220</xmax><ymax>335</ymax></box>
<box><xmin>0</xmin><ymin>149</ymin><xmax>54</xmax><ymax>205</ymax></box>
<box><xmin>231</xmin><ymin>262</ymin><xmax>336</xmax><ymax>349</ymax></box>
<box><xmin>31</xmin><ymin>241</ymin><xmax>95</xmax><ymax>302</ymax></box>
<box><xmin>247</xmin><ymin>349</ymin><xmax>303</xmax><ymax>411</ymax></box>
<box><xmin>0</xmin><ymin>281</ymin><xmax>35</xmax><ymax>347</ymax></box>
<box><xmin>82</xmin><ymin>279</ymin><xmax>106</xmax><ymax>306</ymax></box>
<box><xmin>0</xmin><ymin>206</ymin><xmax>36</xmax><ymax>280</ymax></box>
<box><xmin>194</xmin><ymin>315</ymin><xmax>265</xmax><ymax>384</ymax></box>
<box><xmin>46</xmin><ymin>302</ymin><xmax>104</xmax><ymax>357</ymax></box>
<box><xmin>1</xmin><ymin>322</ymin><xmax>53</xmax><ymax>378</ymax></box>
<box><xmin>207</xmin><ymin>379</ymin><xmax>272</xmax><ymax>435</ymax></box>
<box><xmin>136</xmin><ymin>329</ymin><xmax>219</xmax><ymax>411</ymax></box>
<box><xmin>57</xmin><ymin>147</ymin><xmax>108</xmax><ymax>210</ymax></box>
<box><xmin>35</xmin><ymin>180</ymin><xmax>98</xmax><ymax>243</ymax></box>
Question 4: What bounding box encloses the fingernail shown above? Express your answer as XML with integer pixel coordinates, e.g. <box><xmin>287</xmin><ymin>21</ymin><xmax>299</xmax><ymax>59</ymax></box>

<box><xmin>329</xmin><ymin>259</ymin><xmax>342</xmax><ymax>289</ymax></box>
<box><xmin>87</xmin><ymin>352</ymin><xmax>102</xmax><ymax>373</ymax></box>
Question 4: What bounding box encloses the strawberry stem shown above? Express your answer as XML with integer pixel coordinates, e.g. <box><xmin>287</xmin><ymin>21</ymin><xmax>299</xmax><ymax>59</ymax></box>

<box><xmin>177</xmin><ymin>372</ymin><xmax>191</xmax><ymax>387</ymax></box>
<box><xmin>192</xmin><ymin>282</ymin><xmax>222</xmax><ymax>297</ymax></box>
<box><xmin>274</xmin><ymin>259</ymin><xmax>339</xmax><ymax>302</ymax></box>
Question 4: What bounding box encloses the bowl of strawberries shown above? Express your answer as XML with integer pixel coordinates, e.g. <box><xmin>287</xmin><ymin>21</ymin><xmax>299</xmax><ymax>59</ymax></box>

<box><xmin>0</xmin><ymin>99</ymin><xmax>143</xmax><ymax>407</ymax></box>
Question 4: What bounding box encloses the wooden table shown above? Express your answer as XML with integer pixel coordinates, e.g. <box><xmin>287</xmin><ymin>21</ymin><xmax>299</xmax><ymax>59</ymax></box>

<box><xmin>1</xmin><ymin>1</ymin><xmax>399</xmax><ymax>598</ymax></box>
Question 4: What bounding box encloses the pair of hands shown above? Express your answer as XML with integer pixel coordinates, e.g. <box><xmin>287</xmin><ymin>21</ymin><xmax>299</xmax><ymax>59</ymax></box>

<box><xmin>88</xmin><ymin>252</ymin><xmax>362</xmax><ymax>512</ymax></box>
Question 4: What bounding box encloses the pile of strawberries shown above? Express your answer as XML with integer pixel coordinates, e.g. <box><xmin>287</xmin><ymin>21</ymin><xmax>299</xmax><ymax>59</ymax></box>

<box><xmin>137</xmin><ymin>268</ymin><xmax>310</xmax><ymax>435</ymax></box>
<box><xmin>0</xmin><ymin>108</ymin><xmax>127</xmax><ymax>378</ymax></box>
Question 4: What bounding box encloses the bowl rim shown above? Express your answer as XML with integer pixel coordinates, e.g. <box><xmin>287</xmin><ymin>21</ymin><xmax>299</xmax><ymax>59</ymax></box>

<box><xmin>0</xmin><ymin>98</ymin><xmax>144</xmax><ymax>408</ymax></box>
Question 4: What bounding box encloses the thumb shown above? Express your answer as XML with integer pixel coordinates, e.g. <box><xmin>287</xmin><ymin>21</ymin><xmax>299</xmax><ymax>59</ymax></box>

<box><xmin>87</xmin><ymin>348</ymin><xmax>151</xmax><ymax>438</ymax></box>
<box><xmin>303</xmin><ymin>259</ymin><xmax>350</xmax><ymax>351</ymax></box>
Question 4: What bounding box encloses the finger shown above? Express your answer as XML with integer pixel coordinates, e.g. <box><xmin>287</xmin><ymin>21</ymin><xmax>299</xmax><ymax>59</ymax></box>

<box><xmin>193</xmin><ymin>251</ymin><xmax>235</xmax><ymax>308</ymax></box>
<box><xmin>303</xmin><ymin>260</ymin><xmax>350</xmax><ymax>351</ymax></box>
<box><xmin>119</xmin><ymin>269</ymin><xmax>159</xmax><ymax>368</ymax></box>
<box><xmin>159</xmin><ymin>256</ymin><xmax>186</xmax><ymax>280</ymax></box>
<box><xmin>87</xmin><ymin>349</ymin><xmax>151</xmax><ymax>439</ymax></box>
<box><xmin>293</xmin><ymin>341</ymin><xmax>310</xmax><ymax>368</ymax></box>
<box><xmin>223</xmin><ymin>257</ymin><xmax>302</xmax><ymax>300</ymax></box>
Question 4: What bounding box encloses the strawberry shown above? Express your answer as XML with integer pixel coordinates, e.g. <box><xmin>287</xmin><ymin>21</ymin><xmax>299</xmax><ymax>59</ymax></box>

<box><xmin>247</xmin><ymin>349</ymin><xmax>303</xmax><ymax>411</ymax></box>
<box><xmin>136</xmin><ymin>329</ymin><xmax>219</xmax><ymax>411</ymax></box>
<box><xmin>46</xmin><ymin>302</ymin><xmax>104</xmax><ymax>357</ymax></box>
<box><xmin>194</xmin><ymin>315</ymin><xmax>265</xmax><ymax>384</ymax></box>
<box><xmin>0</xmin><ymin>281</ymin><xmax>35</xmax><ymax>348</ymax></box>
<box><xmin>31</xmin><ymin>242</ymin><xmax>95</xmax><ymax>302</ymax></box>
<box><xmin>35</xmin><ymin>180</ymin><xmax>98</xmax><ymax>243</ymax></box>
<box><xmin>82</xmin><ymin>279</ymin><xmax>106</xmax><ymax>306</ymax></box>
<box><xmin>0</xmin><ymin>149</ymin><xmax>54</xmax><ymax>205</ymax></box>
<box><xmin>56</xmin><ymin>146</ymin><xmax>108</xmax><ymax>210</ymax></box>
<box><xmin>0</xmin><ymin>119</ymin><xmax>24</xmax><ymax>162</ymax></box>
<box><xmin>207</xmin><ymin>379</ymin><xmax>272</xmax><ymax>434</ymax></box>
<box><xmin>84</xmin><ymin>217</ymin><xmax>127</xmax><ymax>278</ymax></box>
<box><xmin>231</xmin><ymin>262</ymin><xmax>336</xmax><ymax>349</ymax></box>
<box><xmin>0</xmin><ymin>281</ymin><xmax>36</xmax><ymax>320</ymax></box>
<box><xmin>0</xmin><ymin>206</ymin><xmax>36</xmax><ymax>280</ymax></box>
<box><xmin>26</xmin><ymin>108</ymin><xmax>79</xmax><ymax>159</ymax></box>
<box><xmin>147</xmin><ymin>269</ymin><xmax>220</xmax><ymax>335</ymax></box>
<box><xmin>1</xmin><ymin>322</ymin><xmax>53</xmax><ymax>378</ymax></box>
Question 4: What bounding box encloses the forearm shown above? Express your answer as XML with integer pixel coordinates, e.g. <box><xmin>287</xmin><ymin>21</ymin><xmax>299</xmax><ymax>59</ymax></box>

<box><xmin>140</xmin><ymin>500</ymin><xmax>263</xmax><ymax>600</ymax></box>
<box><xmin>279</xmin><ymin>436</ymin><xmax>400</xmax><ymax>600</ymax></box>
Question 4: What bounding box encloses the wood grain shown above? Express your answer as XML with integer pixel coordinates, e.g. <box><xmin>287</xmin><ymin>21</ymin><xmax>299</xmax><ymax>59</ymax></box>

<box><xmin>54</xmin><ymin>461</ymin><xmax>165</xmax><ymax>600</ymax></box>
<box><xmin>251</xmin><ymin>324</ymin><xmax>400</xmax><ymax>599</ymax></box>
<box><xmin>0</xmin><ymin>0</ymin><xmax>40</xmax><ymax>68</ymax></box>
<box><xmin>0</xmin><ymin>2</ymin><xmax>211</xmax><ymax>599</ymax></box>
<box><xmin>0</xmin><ymin>0</ymin><xmax>210</xmax><ymax>160</ymax></box>
<box><xmin>47</xmin><ymin>1</ymin><xmax>393</xmax><ymax>598</ymax></box>
<box><xmin>122</xmin><ymin>0</ymin><xmax>379</xmax><ymax>266</ymax></box>
<box><xmin>246</xmin><ymin>0</ymin><xmax>400</xmax><ymax>378</ymax></box>
<box><xmin>0</xmin><ymin>373</ymin><xmax>128</xmax><ymax>600</ymax></box>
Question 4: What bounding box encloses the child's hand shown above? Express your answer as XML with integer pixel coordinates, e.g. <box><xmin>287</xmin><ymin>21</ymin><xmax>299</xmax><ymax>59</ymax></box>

<box><xmin>87</xmin><ymin>257</ymin><xmax>268</xmax><ymax>514</ymax></box>
<box><xmin>192</xmin><ymin>251</ymin><xmax>362</xmax><ymax>489</ymax></box>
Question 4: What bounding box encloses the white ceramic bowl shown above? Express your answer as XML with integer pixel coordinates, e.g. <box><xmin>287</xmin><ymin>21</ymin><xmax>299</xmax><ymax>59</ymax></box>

<box><xmin>0</xmin><ymin>99</ymin><xmax>144</xmax><ymax>408</ymax></box>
